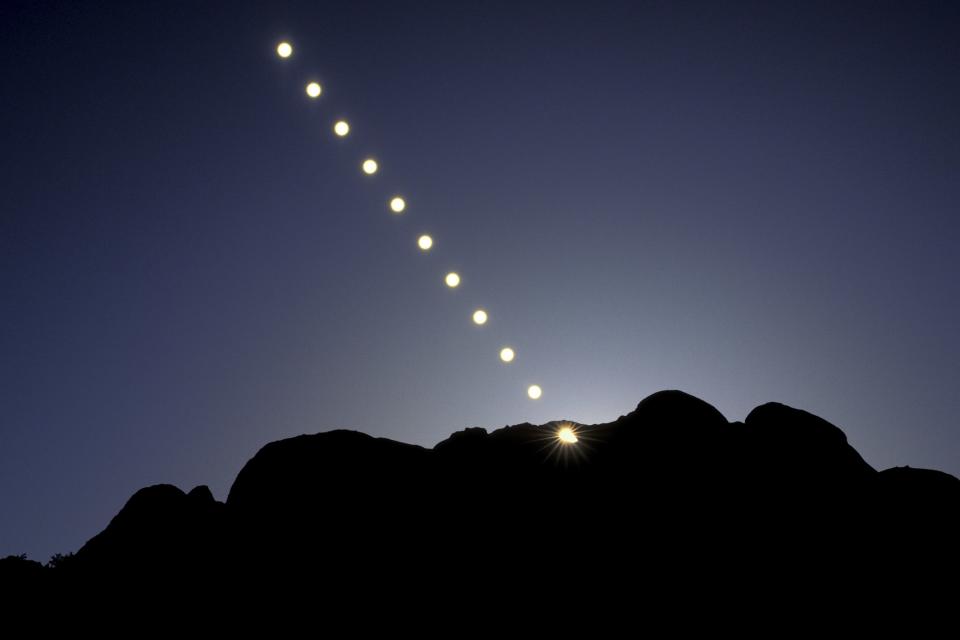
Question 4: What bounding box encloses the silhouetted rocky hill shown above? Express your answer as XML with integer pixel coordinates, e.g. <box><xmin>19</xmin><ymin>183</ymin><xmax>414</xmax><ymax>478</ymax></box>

<box><xmin>5</xmin><ymin>390</ymin><xmax>959</xmax><ymax>593</ymax></box>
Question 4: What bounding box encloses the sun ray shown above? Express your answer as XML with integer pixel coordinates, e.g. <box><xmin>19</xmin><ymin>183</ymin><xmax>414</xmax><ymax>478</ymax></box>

<box><xmin>528</xmin><ymin>422</ymin><xmax>599</xmax><ymax>467</ymax></box>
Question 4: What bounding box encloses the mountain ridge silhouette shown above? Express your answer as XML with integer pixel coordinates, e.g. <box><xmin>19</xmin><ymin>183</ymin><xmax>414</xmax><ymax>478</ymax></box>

<box><xmin>4</xmin><ymin>390</ymin><xmax>959</xmax><ymax>592</ymax></box>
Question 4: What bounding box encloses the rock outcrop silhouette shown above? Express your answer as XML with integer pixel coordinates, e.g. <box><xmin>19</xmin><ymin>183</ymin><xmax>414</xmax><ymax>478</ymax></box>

<box><xmin>6</xmin><ymin>390</ymin><xmax>959</xmax><ymax>592</ymax></box>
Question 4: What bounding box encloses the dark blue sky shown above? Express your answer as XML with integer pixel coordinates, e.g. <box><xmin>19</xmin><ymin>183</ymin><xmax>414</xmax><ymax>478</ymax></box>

<box><xmin>3</xmin><ymin>0</ymin><xmax>959</xmax><ymax>560</ymax></box>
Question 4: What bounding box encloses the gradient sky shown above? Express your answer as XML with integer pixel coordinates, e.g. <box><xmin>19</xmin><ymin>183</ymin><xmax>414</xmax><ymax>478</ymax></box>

<box><xmin>3</xmin><ymin>0</ymin><xmax>959</xmax><ymax>561</ymax></box>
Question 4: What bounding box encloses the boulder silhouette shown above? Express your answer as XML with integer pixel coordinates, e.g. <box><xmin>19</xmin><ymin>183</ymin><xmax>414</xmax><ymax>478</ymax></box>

<box><xmin>68</xmin><ymin>483</ymin><xmax>226</xmax><ymax>579</ymax></box>
<box><xmin>8</xmin><ymin>390</ymin><xmax>960</xmax><ymax>591</ymax></box>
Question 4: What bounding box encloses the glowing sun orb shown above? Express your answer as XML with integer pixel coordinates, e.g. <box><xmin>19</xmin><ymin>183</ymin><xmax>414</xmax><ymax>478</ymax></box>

<box><xmin>362</xmin><ymin>159</ymin><xmax>378</xmax><ymax>175</ymax></box>
<box><xmin>305</xmin><ymin>82</ymin><xmax>322</xmax><ymax>98</ymax></box>
<box><xmin>276</xmin><ymin>42</ymin><xmax>292</xmax><ymax>58</ymax></box>
<box><xmin>557</xmin><ymin>425</ymin><xmax>578</xmax><ymax>444</ymax></box>
<box><xmin>499</xmin><ymin>347</ymin><xmax>515</xmax><ymax>363</ymax></box>
<box><xmin>527</xmin><ymin>384</ymin><xmax>543</xmax><ymax>400</ymax></box>
<box><xmin>418</xmin><ymin>234</ymin><xmax>433</xmax><ymax>251</ymax></box>
<box><xmin>334</xmin><ymin>120</ymin><xmax>350</xmax><ymax>137</ymax></box>
<box><xmin>445</xmin><ymin>272</ymin><xmax>461</xmax><ymax>288</ymax></box>
<box><xmin>472</xmin><ymin>309</ymin><xmax>488</xmax><ymax>325</ymax></box>
<box><xmin>390</xmin><ymin>197</ymin><xmax>406</xmax><ymax>213</ymax></box>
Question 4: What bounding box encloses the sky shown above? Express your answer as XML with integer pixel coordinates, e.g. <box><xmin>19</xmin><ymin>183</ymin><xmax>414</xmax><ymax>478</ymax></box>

<box><xmin>2</xmin><ymin>0</ymin><xmax>959</xmax><ymax>561</ymax></box>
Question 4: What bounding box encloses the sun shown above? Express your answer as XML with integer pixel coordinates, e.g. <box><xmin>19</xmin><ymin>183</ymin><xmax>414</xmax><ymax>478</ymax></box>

<box><xmin>280</xmin><ymin>40</ymin><xmax>554</xmax><ymax>403</ymax></box>
<box><xmin>557</xmin><ymin>425</ymin><xmax>578</xmax><ymax>444</ymax></box>
<box><xmin>533</xmin><ymin>422</ymin><xmax>591</xmax><ymax>467</ymax></box>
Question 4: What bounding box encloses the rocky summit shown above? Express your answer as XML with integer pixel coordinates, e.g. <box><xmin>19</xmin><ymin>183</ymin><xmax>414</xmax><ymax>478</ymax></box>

<box><xmin>5</xmin><ymin>390</ymin><xmax>959</xmax><ymax>595</ymax></box>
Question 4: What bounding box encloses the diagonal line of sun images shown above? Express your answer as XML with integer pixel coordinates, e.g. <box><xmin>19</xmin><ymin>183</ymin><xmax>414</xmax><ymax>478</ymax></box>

<box><xmin>274</xmin><ymin>40</ymin><xmax>547</xmax><ymax>402</ymax></box>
